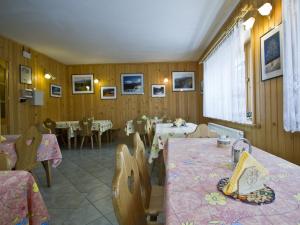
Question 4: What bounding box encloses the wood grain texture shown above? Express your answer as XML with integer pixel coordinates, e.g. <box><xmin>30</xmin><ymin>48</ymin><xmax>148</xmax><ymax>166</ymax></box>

<box><xmin>66</xmin><ymin>62</ymin><xmax>201</xmax><ymax>129</ymax></box>
<box><xmin>200</xmin><ymin>0</ymin><xmax>300</xmax><ymax>165</ymax></box>
<box><xmin>0</xmin><ymin>35</ymin><xmax>68</xmax><ymax>134</ymax></box>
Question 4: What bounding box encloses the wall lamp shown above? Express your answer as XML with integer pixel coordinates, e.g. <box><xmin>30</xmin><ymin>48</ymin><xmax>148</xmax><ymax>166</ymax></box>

<box><xmin>163</xmin><ymin>78</ymin><xmax>169</xmax><ymax>84</ymax></box>
<box><xmin>242</xmin><ymin>2</ymin><xmax>273</xmax><ymax>30</ymax></box>
<box><xmin>94</xmin><ymin>78</ymin><xmax>99</xmax><ymax>84</ymax></box>
<box><xmin>44</xmin><ymin>72</ymin><xmax>56</xmax><ymax>80</ymax></box>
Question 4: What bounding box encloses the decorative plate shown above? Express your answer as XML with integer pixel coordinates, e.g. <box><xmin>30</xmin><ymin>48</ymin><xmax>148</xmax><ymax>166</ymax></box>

<box><xmin>217</xmin><ymin>177</ymin><xmax>275</xmax><ymax>205</ymax></box>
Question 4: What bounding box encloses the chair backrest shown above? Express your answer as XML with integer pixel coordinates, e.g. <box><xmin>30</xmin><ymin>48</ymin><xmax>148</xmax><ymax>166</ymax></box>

<box><xmin>133</xmin><ymin>132</ymin><xmax>152</xmax><ymax>209</ymax></box>
<box><xmin>112</xmin><ymin>144</ymin><xmax>147</xmax><ymax>225</ymax></box>
<box><xmin>43</xmin><ymin>118</ymin><xmax>56</xmax><ymax>134</ymax></box>
<box><xmin>0</xmin><ymin>152</ymin><xmax>12</xmax><ymax>170</ymax></box>
<box><xmin>15</xmin><ymin>126</ymin><xmax>42</xmax><ymax>171</ymax></box>
<box><xmin>35</xmin><ymin>123</ymin><xmax>51</xmax><ymax>134</ymax></box>
<box><xmin>79</xmin><ymin>118</ymin><xmax>93</xmax><ymax>136</ymax></box>
<box><xmin>133</xmin><ymin>119</ymin><xmax>146</xmax><ymax>135</ymax></box>
<box><xmin>145</xmin><ymin>119</ymin><xmax>153</xmax><ymax>145</ymax></box>
<box><xmin>186</xmin><ymin>124</ymin><xmax>218</xmax><ymax>138</ymax></box>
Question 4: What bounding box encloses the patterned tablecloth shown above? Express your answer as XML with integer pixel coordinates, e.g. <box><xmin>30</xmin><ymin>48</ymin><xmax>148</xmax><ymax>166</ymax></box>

<box><xmin>124</xmin><ymin>118</ymin><xmax>163</xmax><ymax>136</ymax></box>
<box><xmin>0</xmin><ymin>171</ymin><xmax>49</xmax><ymax>225</ymax></box>
<box><xmin>148</xmin><ymin>123</ymin><xmax>197</xmax><ymax>163</ymax></box>
<box><xmin>56</xmin><ymin>120</ymin><xmax>113</xmax><ymax>138</ymax></box>
<box><xmin>0</xmin><ymin>134</ymin><xmax>62</xmax><ymax>168</ymax></box>
<box><xmin>165</xmin><ymin>138</ymin><xmax>300</xmax><ymax>225</ymax></box>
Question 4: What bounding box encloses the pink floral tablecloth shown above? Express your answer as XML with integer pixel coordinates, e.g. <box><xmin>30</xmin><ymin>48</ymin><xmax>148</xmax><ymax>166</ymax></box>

<box><xmin>0</xmin><ymin>134</ymin><xmax>62</xmax><ymax>168</ymax></box>
<box><xmin>165</xmin><ymin>138</ymin><xmax>300</xmax><ymax>225</ymax></box>
<box><xmin>0</xmin><ymin>170</ymin><xmax>49</xmax><ymax>225</ymax></box>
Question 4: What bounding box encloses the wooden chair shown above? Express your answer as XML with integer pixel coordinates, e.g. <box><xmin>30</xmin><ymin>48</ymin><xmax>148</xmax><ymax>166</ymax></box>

<box><xmin>35</xmin><ymin>122</ymin><xmax>51</xmax><ymax>134</ymax></box>
<box><xmin>186</xmin><ymin>124</ymin><xmax>218</xmax><ymax>138</ymax></box>
<box><xmin>145</xmin><ymin>119</ymin><xmax>153</xmax><ymax>147</ymax></box>
<box><xmin>112</xmin><ymin>144</ymin><xmax>163</xmax><ymax>225</ymax></box>
<box><xmin>78</xmin><ymin>118</ymin><xmax>94</xmax><ymax>149</ymax></box>
<box><xmin>133</xmin><ymin>132</ymin><xmax>164</xmax><ymax>217</ymax></box>
<box><xmin>0</xmin><ymin>152</ymin><xmax>12</xmax><ymax>170</ymax></box>
<box><xmin>43</xmin><ymin>118</ymin><xmax>66</xmax><ymax>145</ymax></box>
<box><xmin>15</xmin><ymin>126</ymin><xmax>42</xmax><ymax>171</ymax></box>
<box><xmin>133</xmin><ymin>119</ymin><xmax>148</xmax><ymax>146</ymax></box>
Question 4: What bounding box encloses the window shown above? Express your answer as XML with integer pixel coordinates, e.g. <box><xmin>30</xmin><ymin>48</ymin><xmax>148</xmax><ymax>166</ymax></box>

<box><xmin>283</xmin><ymin>0</ymin><xmax>300</xmax><ymax>132</ymax></box>
<box><xmin>203</xmin><ymin>22</ymin><xmax>253</xmax><ymax>124</ymax></box>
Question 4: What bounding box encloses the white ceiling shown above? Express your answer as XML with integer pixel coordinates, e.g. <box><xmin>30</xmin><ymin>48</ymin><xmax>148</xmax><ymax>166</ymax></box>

<box><xmin>0</xmin><ymin>0</ymin><xmax>240</xmax><ymax>65</ymax></box>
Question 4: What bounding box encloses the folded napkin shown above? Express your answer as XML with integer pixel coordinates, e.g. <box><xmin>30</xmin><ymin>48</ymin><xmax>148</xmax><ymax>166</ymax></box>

<box><xmin>223</xmin><ymin>151</ymin><xmax>269</xmax><ymax>195</ymax></box>
<box><xmin>0</xmin><ymin>135</ymin><xmax>6</xmax><ymax>143</ymax></box>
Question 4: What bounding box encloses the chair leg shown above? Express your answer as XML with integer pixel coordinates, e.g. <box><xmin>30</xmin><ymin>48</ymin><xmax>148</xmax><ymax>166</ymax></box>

<box><xmin>80</xmin><ymin>136</ymin><xmax>85</xmax><ymax>149</ymax></box>
<box><xmin>91</xmin><ymin>136</ymin><xmax>94</xmax><ymax>149</ymax></box>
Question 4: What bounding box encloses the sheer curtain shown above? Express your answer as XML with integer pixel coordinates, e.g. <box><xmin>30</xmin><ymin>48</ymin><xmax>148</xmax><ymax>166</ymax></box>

<box><xmin>203</xmin><ymin>22</ymin><xmax>247</xmax><ymax>124</ymax></box>
<box><xmin>283</xmin><ymin>0</ymin><xmax>300</xmax><ymax>132</ymax></box>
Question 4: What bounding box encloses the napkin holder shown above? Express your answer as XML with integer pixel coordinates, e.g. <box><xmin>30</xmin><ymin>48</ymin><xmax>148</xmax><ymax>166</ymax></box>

<box><xmin>231</xmin><ymin>138</ymin><xmax>252</xmax><ymax>169</ymax></box>
<box><xmin>217</xmin><ymin>136</ymin><xmax>231</xmax><ymax>148</ymax></box>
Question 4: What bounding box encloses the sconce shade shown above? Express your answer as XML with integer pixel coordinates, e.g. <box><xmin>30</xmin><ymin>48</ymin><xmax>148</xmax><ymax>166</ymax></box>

<box><xmin>258</xmin><ymin>3</ymin><xmax>272</xmax><ymax>16</ymax></box>
<box><xmin>44</xmin><ymin>73</ymin><xmax>51</xmax><ymax>79</ymax></box>
<box><xmin>163</xmin><ymin>78</ymin><xmax>169</xmax><ymax>83</ymax></box>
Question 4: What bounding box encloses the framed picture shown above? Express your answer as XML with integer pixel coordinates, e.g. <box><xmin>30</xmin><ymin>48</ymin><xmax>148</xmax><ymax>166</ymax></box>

<box><xmin>72</xmin><ymin>74</ymin><xmax>94</xmax><ymax>94</ymax></box>
<box><xmin>152</xmin><ymin>84</ymin><xmax>165</xmax><ymax>97</ymax></box>
<box><xmin>172</xmin><ymin>71</ymin><xmax>195</xmax><ymax>91</ymax></box>
<box><xmin>50</xmin><ymin>84</ymin><xmax>62</xmax><ymax>97</ymax></box>
<box><xmin>20</xmin><ymin>65</ymin><xmax>32</xmax><ymax>84</ymax></box>
<box><xmin>121</xmin><ymin>73</ymin><xmax>144</xmax><ymax>95</ymax></box>
<box><xmin>260</xmin><ymin>24</ymin><xmax>283</xmax><ymax>81</ymax></box>
<box><xmin>101</xmin><ymin>86</ymin><xmax>117</xmax><ymax>99</ymax></box>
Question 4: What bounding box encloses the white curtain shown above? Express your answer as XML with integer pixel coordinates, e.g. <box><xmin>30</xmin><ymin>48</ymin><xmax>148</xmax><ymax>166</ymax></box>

<box><xmin>203</xmin><ymin>22</ymin><xmax>247</xmax><ymax>124</ymax></box>
<box><xmin>283</xmin><ymin>0</ymin><xmax>300</xmax><ymax>132</ymax></box>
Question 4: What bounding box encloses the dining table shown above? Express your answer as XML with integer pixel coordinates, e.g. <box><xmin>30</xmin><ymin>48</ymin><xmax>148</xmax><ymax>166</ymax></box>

<box><xmin>124</xmin><ymin>117</ymin><xmax>163</xmax><ymax>136</ymax></box>
<box><xmin>56</xmin><ymin>120</ymin><xmax>113</xmax><ymax>149</ymax></box>
<box><xmin>0</xmin><ymin>134</ymin><xmax>62</xmax><ymax>187</ymax></box>
<box><xmin>165</xmin><ymin>138</ymin><xmax>300</xmax><ymax>225</ymax></box>
<box><xmin>149</xmin><ymin>122</ymin><xmax>197</xmax><ymax>163</ymax></box>
<box><xmin>0</xmin><ymin>170</ymin><xmax>49</xmax><ymax>225</ymax></box>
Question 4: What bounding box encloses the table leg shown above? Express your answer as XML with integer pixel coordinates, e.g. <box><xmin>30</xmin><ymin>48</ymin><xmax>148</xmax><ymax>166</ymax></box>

<box><xmin>98</xmin><ymin>132</ymin><xmax>102</xmax><ymax>149</ymax></box>
<box><xmin>106</xmin><ymin>131</ymin><xmax>109</xmax><ymax>143</ymax></box>
<box><xmin>68</xmin><ymin>137</ymin><xmax>71</xmax><ymax>150</ymax></box>
<box><xmin>41</xmin><ymin>160</ymin><xmax>52</xmax><ymax>187</ymax></box>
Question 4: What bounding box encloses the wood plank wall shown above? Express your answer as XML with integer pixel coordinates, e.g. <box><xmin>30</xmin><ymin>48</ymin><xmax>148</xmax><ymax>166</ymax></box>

<box><xmin>200</xmin><ymin>0</ymin><xmax>300</xmax><ymax>165</ymax></box>
<box><xmin>0</xmin><ymin>36</ymin><xmax>68</xmax><ymax>134</ymax></box>
<box><xmin>66</xmin><ymin>63</ymin><xmax>202</xmax><ymax>129</ymax></box>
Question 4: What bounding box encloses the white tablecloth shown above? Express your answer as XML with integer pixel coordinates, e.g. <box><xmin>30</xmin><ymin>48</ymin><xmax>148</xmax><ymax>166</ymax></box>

<box><xmin>148</xmin><ymin>123</ymin><xmax>197</xmax><ymax>163</ymax></box>
<box><xmin>124</xmin><ymin>118</ymin><xmax>163</xmax><ymax>136</ymax></box>
<box><xmin>56</xmin><ymin>120</ymin><xmax>113</xmax><ymax>138</ymax></box>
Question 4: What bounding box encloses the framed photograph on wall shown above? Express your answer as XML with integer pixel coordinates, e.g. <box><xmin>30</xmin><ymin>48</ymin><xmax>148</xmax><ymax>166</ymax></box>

<box><xmin>72</xmin><ymin>74</ymin><xmax>94</xmax><ymax>94</ymax></box>
<box><xmin>50</xmin><ymin>84</ymin><xmax>62</xmax><ymax>97</ymax></box>
<box><xmin>121</xmin><ymin>73</ymin><xmax>144</xmax><ymax>95</ymax></box>
<box><xmin>152</xmin><ymin>84</ymin><xmax>165</xmax><ymax>97</ymax></box>
<box><xmin>101</xmin><ymin>86</ymin><xmax>117</xmax><ymax>99</ymax></box>
<box><xmin>20</xmin><ymin>65</ymin><xmax>32</xmax><ymax>84</ymax></box>
<box><xmin>172</xmin><ymin>71</ymin><xmax>195</xmax><ymax>91</ymax></box>
<box><xmin>260</xmin><ymin>24</ymin><xmax>283</xmax><ymax>81</ymax></box>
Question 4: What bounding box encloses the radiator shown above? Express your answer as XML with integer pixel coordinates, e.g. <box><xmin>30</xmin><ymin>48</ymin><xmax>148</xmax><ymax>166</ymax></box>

<box><xmin>208</xmin><ymin>123</ymin><xmax>244</xmax><ymax>139</ymax></box>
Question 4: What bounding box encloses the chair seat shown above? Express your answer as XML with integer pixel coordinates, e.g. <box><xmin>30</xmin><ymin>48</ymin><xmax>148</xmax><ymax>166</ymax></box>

<box><xmin>147</xmin><ymin>185</ymin><xmax>164</xmax><ymax>215</ymax></box>
<box><xmin>151</xmin><ymin>185</ymin><xmax>164</xmax><ymax>197</ymax></box>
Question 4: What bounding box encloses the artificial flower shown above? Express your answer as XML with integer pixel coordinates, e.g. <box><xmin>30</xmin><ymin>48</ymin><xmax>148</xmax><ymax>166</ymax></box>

<box><xmin>205</xmin><ymin>192</ymin><xmax>226</xmax><ymax>205</ymax></box>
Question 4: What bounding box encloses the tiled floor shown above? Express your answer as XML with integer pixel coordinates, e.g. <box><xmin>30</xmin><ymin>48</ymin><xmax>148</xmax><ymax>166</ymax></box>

<box><xmin>33</xmin><ymin>138</ymin><xmax>137</xmax><ymax>225</ymax></box>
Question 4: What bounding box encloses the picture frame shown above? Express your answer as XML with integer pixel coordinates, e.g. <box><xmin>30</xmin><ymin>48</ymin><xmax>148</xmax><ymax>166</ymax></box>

<box><xmin>121</xmin><ymin>73</ymin><xmax>144</xmax><ymax>95</ymax></box>
<box><xmin>260</xmin><ymin>24</ymin><xmax>283</xmax><ymax>81</ymax></box>
<box><xmin>101</xmin><ymin>86</ymin><xmax>117</xmax><ymax>99</ymax></box>
<box><xmin>72</xmin><ymin>74</ymin><xmax>94</xmax><ymax>94</ymax></box>
<box><xmin>20</xmin><ymin>65</ymin><xmax>32</xmax><ymax>84</ymax></box>
<box><xmin>50</xmin><ymin>84</ymin><xmax>62</xmax><ymax>97</ymax></box>
<box><xmin>172</xmin><ymin>71</ymin><xmax>195</xmax><ymax>91</ymax></box>
<box><xmin>152</xmin><ymin>84</ymin><xmax>165</xmax><ymax>98</ymax></box>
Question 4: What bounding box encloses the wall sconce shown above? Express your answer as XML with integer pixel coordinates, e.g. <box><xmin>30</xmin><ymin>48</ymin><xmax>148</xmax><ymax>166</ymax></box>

<box><xmin>94</xmin><ymin>78</ymin><xmax>99</xmax><ymax>84</ymax></box>
<box><xmin>44</xmin><ymin>72</ymin><xmax>56</xmax><ymax>80</ymax></box>
<box><xmin>163</xmin><ymin>78</ymin><xmax>169</xmax><ymax>84</ymax></box>
<box><xmin>243</xmin><ymin>17</ymin><xmax>255</xmax><ymax>30</ymax></box>
<box><xmin>258</xmin><ymin>3</ymin><xmax>272</xmax><ymax>16</ymax></box>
